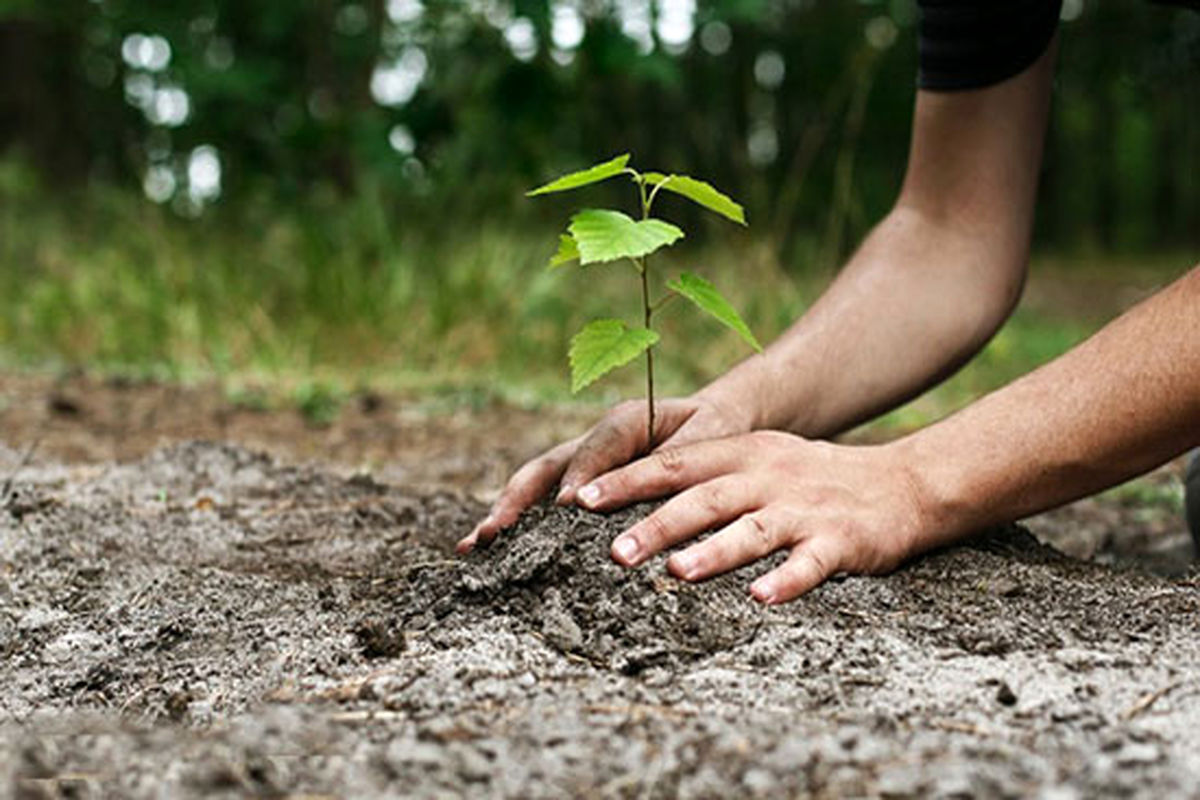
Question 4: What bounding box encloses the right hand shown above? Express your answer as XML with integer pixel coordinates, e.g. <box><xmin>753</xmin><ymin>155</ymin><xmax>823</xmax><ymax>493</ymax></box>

<box><xmin>456</xmin><ymin>394</ymin><xmax>753</xmax><ymax>553</ymax></box>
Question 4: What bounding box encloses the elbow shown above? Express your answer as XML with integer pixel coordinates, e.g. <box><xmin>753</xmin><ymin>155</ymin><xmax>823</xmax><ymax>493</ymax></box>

<box><xmin>882</xmin><ymin>204</ymin><xmax>1029</xmax><ymax>336</ymax></box>
<box><xmin>949</xmin><ymin>253</ymin><xmax>1027</xmax><ymax>361</ymax></box>
<box><xmin>979</xmin><ymin>255</ymin><xmax>1027</xmax><ymax>334</ymax></box>
<box><xmin>889</xmin><ymin>203</ymin><xmax>1029</xmax><ymax>339</ymax></box>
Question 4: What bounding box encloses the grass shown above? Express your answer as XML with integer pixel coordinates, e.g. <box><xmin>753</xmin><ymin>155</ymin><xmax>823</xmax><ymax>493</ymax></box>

<box><xmin>0</xmin><ymin>159</ymin><xmax>804</xmax><ymax>406</ymax></box>
<box><xmin>1</xmin><ymin>158</ymin><xmax>1192</xmax><ymax>438</ymax></box>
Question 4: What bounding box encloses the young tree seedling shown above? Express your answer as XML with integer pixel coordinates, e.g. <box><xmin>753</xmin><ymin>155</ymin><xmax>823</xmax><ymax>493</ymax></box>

<box><xmin>528</xmin><ymin>154</ymin><xmax>762</xmax><ymax>450</ymax></box>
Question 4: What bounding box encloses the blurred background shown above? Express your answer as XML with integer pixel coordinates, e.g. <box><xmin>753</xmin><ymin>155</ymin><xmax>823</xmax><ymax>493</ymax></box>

<box><xmin>1</xmin><ymin>0</ymin><xmax>1198</xmax><ymax>429</ymax></box>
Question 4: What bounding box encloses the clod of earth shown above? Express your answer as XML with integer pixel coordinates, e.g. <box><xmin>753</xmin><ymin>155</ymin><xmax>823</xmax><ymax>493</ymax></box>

<box><xmin>408</xmin><ymin>501</ymin><xmax>767</xmax><ymax>673</ymax></box>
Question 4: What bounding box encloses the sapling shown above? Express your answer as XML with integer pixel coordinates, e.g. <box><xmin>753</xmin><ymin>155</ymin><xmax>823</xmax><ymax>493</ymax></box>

<box><xmin>528</xmin><ymin>154</ymin><xmax>762</xmax><ymax>450</ymax></box>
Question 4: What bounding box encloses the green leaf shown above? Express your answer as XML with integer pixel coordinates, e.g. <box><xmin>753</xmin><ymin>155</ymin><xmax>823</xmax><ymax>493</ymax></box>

<box><xmin>548</xmin><ymin>234</ymin><xmax>579</xmax><ymax>269</ymax></box>
<box><xmin>643</xmin><ymin>173</ymin><xmax>747</xmax><ymax>225</ymax></box>
<box><xmin>569</xmin><ymin>319</ymin><xmax>660</xmax><ymax>393</ymax></box>
<box><xmin>667</xmin><ymin>271</ymin><xmax>762</xmax><ymax>352</ymax></box>
<box><xmin>568</xmin><ymin>209</ymin><xmax>684</xmax><ymax>265</ymax></box>
<box><xmin>527</xmin><ymin>154</ymin><xmax>631</xmax><ymax>196</ymax></box>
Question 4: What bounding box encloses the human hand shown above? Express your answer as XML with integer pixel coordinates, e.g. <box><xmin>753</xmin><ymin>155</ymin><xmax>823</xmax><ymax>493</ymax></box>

<box><xmin>457</xmin><ymin>394</ymin><xmax>752</xmax><ymax>554</ymax></box>
<box><xmin>570</xmin><ymin>431</ymin><xmax>932</xmax><ymax>603</ymax></box>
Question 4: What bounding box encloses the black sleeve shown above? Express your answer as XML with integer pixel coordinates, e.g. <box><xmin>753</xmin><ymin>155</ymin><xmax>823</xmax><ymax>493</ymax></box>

<box><xmin>918</xmin><ymin>0</ymin><xmax>1063</xmax><ymax>91</ymax></box>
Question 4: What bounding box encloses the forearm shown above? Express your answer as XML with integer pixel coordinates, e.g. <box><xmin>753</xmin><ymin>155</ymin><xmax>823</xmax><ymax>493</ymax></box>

<box><xmin>697</xmin><ymin>45</ymin><xmax>1054</xmax><ymax>439</ymax></box>
<box><xmin>902</xmin><ymin>263</ymin><xmax>1200</xmax><ymax>545</ymax></box>
<box><xmin>698</xmin><ymin>205</ymin><xmax>1026</xmax><ymax>437</ymax></box>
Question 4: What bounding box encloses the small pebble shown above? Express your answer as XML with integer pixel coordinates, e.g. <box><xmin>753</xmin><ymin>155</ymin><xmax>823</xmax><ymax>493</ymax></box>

<box><xmin>995</xmin><ymin>681</ymin><xmax>1018</xmax><ymax>706</ymax></box>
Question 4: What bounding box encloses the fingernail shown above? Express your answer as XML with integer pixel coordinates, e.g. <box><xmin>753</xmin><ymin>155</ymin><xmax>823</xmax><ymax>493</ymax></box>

<box><xmin>670</xmin><ymin>552</ymin><xmax>699</xmax><ymax>580</ymax></box>
<box><xmin>750</xmin><ymin>578</ymin><xmax>777</xmax><ymax>604</ymax></box>
<box><xmin>612</xmin><ymin>536</ymin><xmax>642</xmax><ymax>566</ymax></box>
<box><xmin>577</xmin><ymin>483</ymin><xmax>601</xmax><ymax>507</ymax></box>
<box><xmin>555</xmin><ymin>484</ymin><xmax>574</xmax><ymax>505</ymax></box>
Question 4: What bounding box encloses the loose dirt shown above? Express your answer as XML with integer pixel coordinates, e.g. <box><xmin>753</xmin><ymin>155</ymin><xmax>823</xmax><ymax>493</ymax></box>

<box><xmin>1</xmin><ymin>376</ymin><xmax>1199</xmax><ymax>798</ymax></box>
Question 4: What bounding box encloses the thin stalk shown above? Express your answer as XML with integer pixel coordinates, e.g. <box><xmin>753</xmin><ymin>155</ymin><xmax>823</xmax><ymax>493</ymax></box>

<box><xmin>650</xmin><ymin>291</ymin><xmax>679</xmax><ymax>314</ymax></box>
<box><xmin>641</xmin><ymin>262</ymin><xmax>655</xmax><ymax>452</ymax></box>
<box><xmin>630</xmin><ymin>169</ymin><xmax>649</xmax><ymax>213</ymax></box>
<box><xmin>645</xmin><ymin>175</ymin><xmax>672</xmax><ymax>211</ymax></box>
<box><xmin>638</xmin><ymin>183</ymin><xmax>657</xmax><ymax>452</ymax></box>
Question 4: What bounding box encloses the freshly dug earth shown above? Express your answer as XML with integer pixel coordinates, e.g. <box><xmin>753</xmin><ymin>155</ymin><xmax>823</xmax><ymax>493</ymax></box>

<box><xmin>2</xmin><ymin>441</ymin><xmax>1200</xmax><ymax>798</ymax></box>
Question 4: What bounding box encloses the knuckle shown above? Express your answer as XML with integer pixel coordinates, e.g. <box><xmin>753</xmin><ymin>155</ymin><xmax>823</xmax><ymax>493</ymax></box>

<box><xmin>743</xmin><ymin>512</ymin><xmax>774</xmax><ymax>551</ymax></box>
<box><xmin>773</xmin><ymin>507</ymin><xmax>806</xmax><ymax>544</ymax></box>
<box><xmin>653</xmin><ymin>447</ymin><xmax>687</xmax><ymax>475</ymax></box>
<box><xmin>805</xmin><ymin>548</ymin><xmax>831</xmax><ymax>579</ymax></box>
<box><xmin>698</xmin><ymin>481</ymin><xmax>729</xmax><ymax>516</ymax></box>
<box><xmin>805</xmin><ymin>540</ymin><xmax>843</xmax><ymax>581</ymax></box>
<box><xmin>639</xmin><ymin>513</ymin><xmax>673</xmax><ymax>549</ymax></box>
<box><xmin>604</xmin><ymin>472</ymin><xmax>631</xmax><ymax>495</ymax></box>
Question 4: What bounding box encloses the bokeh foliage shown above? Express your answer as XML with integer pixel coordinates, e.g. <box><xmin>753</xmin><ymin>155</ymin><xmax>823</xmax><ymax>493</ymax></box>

<box><xmin>2</xmin><ymin>0</ymin><xmax>1197</xmax><ymax>253</ymax></box>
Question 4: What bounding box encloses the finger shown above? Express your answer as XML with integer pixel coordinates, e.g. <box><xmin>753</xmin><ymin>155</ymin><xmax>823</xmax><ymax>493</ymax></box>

<box><xmin>666</xmin><ymin>509</ymin><xmax>788</xmax><ymax>582</ymax></box>
<box><xmin>749</xmin><ymin>534</ymin><xmax>846</xmax><ymax>604</ymax></box>
<box><xmin>457</xmin><ymin>438</ymin><xmax>580</xmax><ymax>554</ymax></box>
<box><xmin>610</xmin><ymin>475</ymin><xmax>761</xmax><ymax>567</ymax></box>
<box><xmin>577</xmin><ymin>436</ymin><xmax>751</xmax><ymax>512</ymax></box>
<box><xmin>557</xmin><ymin>402</ymin><xmax>650</xmax><ymax>503</ymax></box>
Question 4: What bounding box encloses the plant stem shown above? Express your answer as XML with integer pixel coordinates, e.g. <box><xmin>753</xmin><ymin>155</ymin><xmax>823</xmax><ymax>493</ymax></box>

<box><xmin>637</xmin><ymin>181</ymin><xmax>658</xmax><ymax>453</ymax></box>
<box><xmin>640</xmin><ymin>261</ymin><xmax>655</xmax><ymax>452</ymax></box>
<box><xmin>649</xmin><ymin>291</ymin><xmax>678</xmax><ymax>314</ymax></box>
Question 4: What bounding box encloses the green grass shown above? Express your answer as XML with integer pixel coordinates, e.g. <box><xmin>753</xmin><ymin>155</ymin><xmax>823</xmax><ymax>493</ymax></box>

<box><xmin>1</xmin><ymin>158</ymin><xmax>1190</xmax><ymax>436</ymax></box>
<box><xmin>0</xmin><ymin>159</ymin><xmax>804</xmax><ymax>406</ymax></box>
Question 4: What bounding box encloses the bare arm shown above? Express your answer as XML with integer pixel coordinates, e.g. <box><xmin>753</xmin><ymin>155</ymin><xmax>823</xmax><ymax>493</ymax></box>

<box><xmin>702</xmin><ymin>40</ymin><xmax>1056</xmax><ymax>437</ymax></box>
<box><xmin>906</xmin><ymin>263</ymin><xmax>1200</xmax><ymax>545</ymax></box>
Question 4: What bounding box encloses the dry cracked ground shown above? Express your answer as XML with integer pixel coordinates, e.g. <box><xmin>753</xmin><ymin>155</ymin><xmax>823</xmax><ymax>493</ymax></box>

<box><xmin>1</xmin><ymin>374</ymin><xmax>1199</xmax><ymax>799</ymax></box>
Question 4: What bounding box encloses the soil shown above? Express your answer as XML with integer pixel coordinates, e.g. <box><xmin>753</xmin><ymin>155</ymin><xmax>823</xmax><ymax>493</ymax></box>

<box><xmin>2</xmin><ymin>375</ymin><xmax>1199</xmax><ymax>798</ymax></box>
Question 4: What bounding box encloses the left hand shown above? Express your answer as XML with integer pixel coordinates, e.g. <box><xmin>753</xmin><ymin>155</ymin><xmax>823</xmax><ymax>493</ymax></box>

<box><xmin>573</xmin><ymin>430</ymin><xmax>933</xmax><ymax>604</ymax></box>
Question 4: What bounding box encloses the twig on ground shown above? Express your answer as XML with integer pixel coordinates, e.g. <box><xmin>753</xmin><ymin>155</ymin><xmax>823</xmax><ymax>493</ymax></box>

<box><xmin>929</xmin><ymin>717</ymin><xmax>990</xmax><ymax>736</ymax></box>
<box><xmin>1123</xmin><ymin>680</ymin><xmax>1183</xmax><ymax>721</ymax></box>
<box><xmin>841</xmin><ymin>674</ymin><xmax>886</xmax><ymax>687</ymax></box>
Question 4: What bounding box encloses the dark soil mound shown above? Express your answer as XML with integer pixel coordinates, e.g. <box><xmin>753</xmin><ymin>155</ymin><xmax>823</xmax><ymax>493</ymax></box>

<box><xmin>404</xmin><ymin>496</ymin><xmax>1190</xmax><ymax>674</ymax></box>
<box><xmin>446</xmin><ymin>502</ymin><xmax>766</xmax><ymax>673</ymax></box>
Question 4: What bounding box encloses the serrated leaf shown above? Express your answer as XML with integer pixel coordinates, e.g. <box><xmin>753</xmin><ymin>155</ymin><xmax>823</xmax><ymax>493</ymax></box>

<box><xmin>568</xmin><ymin>209</ymin><xmax>684</xmax><ymax>265</ymax></box>
<box><xmin>569</xmin><ymin>319</ymin><xmax>660</xmax><ymax>393</ymax></box>
<box><xmin>667</xmin><ymin>271</ymin><xmax>762</xmax><ymax>352</ymax></box>
<box><xmin>548</xmin><ymin>234</ymin><xmax>579</xmax><ymax>269</ymax></box>
<box><xmin>527</xmin><ymin>154</ymin><xmax>631</xmax><ymax>196</ymax></box>
<box><xmin>643</xmin><ymin>173</ymin><xmax>746</xmax><ymax>225</ymax></box>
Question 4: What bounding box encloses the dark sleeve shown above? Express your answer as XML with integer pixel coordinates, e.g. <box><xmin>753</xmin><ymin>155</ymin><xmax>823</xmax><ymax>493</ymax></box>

<box><xmin>918</xmin><ymin>0</ymin><xmax>1063</xmax><ymax>91</ymax></box>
